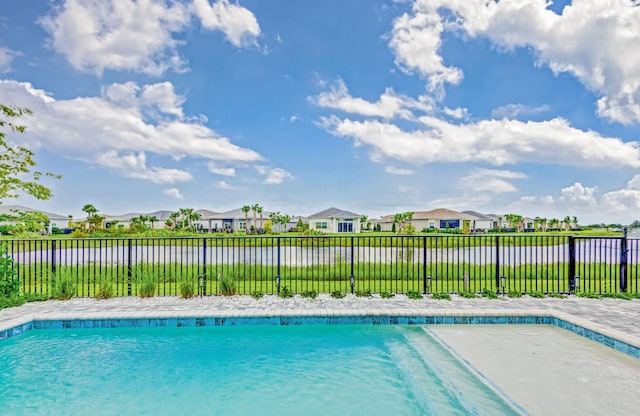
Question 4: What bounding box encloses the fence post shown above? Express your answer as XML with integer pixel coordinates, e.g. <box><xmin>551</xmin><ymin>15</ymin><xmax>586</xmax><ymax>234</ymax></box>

<box><xmin>202</xmin><ymin>238</ymin><xmax>207</xmax><ymax>295</ymax></box>
<box><xmin>51</xmin><ymin>239</ymin><xmax>57</xmax><ymax>276</ymax></box>
<box><xmin>422</xmin><ymin>236</ymin><xmax>427</xmax><ymax>294</ymax></box>
<box><xmin>276</xmin><ymin>237</ymin><xmax>281</xmax><ymax>294</ymax></box>
<box><xmin>494</xmin><ymin>236</ymin><xmax>500</xmax><ymax>293</ymax></box>
<box><xmin>350</xmin><ymin>236</ymin><xmax>355</xmax><ymax>294</ymax></box>
<box><xmin>621</xmin><ymin>228</ymin><xmax>628</xmax><ymax>293</ymax></box>
<box><xmin>127</xmin><ymin>238</ymin><xmax>132</xmax><ymax>296</ymax></box>
<box><xmin>568</xmin><ymin>236</ymin><xmax>576</xmax><ymax>293</ymax></box>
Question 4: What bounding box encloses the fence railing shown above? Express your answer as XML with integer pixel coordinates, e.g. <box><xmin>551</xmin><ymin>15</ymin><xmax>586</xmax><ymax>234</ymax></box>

<box><xmin>3</xmin><ymin>234</ymin><xmax>637</xmax><ymax>297</ymax></box>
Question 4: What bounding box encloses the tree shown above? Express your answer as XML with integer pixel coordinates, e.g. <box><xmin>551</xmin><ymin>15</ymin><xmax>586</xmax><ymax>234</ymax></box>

<box><xmin>279</xmin><ymin>214</ymin><xmax>291</xmax><ymax>232</ymax></box>
<box><xmin>241</xmin><ymin>205</ymin><xmax>251</xmax><ymax>233</ymax></box>
<box><xmin>360</xmin><ymin>215</ymin><xmax>368</xmax><ymax>231</ymax></box>
<box><xmin>256</xmin><ymin>205</ymin><xmax>263</xmax><ymax>232</ymax></box>
<box><xmin>1</xmin><ymin>104</ymin><xmax>60</xmax><ymax>203</ymax></box>
<box><xmin>82</xmin><ymin>204</ymin><xmax>98</xmax><ymax>219</ymax></box>
<box><xmin>251</xmin><ymin>203</ymin><xmax>260</xmax><ymax>233</ymax></box>
<box><xmin>563</xmin><ymin>216</ymin><xmax>571</xmax><ymax>231</ymax></box>
<box><xmin>148</xmin><ymin>215</ymin><xmax>158</xmax><ymax>229</ymax></box>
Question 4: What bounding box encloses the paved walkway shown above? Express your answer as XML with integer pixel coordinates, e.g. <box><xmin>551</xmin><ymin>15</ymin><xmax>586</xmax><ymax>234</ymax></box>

<box><xmin>1</xmin><ymin>295</ymin><xmax>639</xmax><ymax>348</ymax></box>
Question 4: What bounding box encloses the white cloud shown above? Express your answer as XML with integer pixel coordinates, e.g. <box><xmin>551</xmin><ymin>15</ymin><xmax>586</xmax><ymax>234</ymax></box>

<box><xmin>389</xmin><ymin>5</ymin><xmax>463</xmax><ymax>94</ymax></box>
<box><xmin>309</xmin><ymin>79</ymin><xmax>433</xmax><ymax>119</ymax></box>
<box><xmin>559</xmin><ymin>182</ymin><xmax>598</xmax><ymax>207</ymax></box>
<box><xmin>256</xmin><ymin>167</ymin><xmax>294</xmax><ymax>184</ymax></box>
<box><xmin>39</xmin><ymin>0</ymin><xmax>261</xmax><ymax>76</ymax></box>
<box><xmin>320</xmin><ymin>114</ymin><xmax>640</xmax><ymax>168</ymax></box>
<box><xmin>442</xmin><ymin>107</ymin><xmax>469</xmax><ymax>120</ymax></box>
<box><xmin>213</xmin><ymin>180</ymin><xmax>236</xmax><ymax>190</ymax></box>
<box><xmin>96</xmin><ymin>150</ymin><xmax>193</xmax><ymax>183</ymax></box>
<box><xmin>0</xmin><ymin>79</ymin><xmax>267</xmax><ymax>183</ymax></box>
<box><xmin>163</xmin><ymin>187</ymin><xmax>184</xmax><ymax>199</ymax></box>
<box><xmin>191</xmin><ymin>0</ymin><xmax>261</xmax><ymax>48</ymax></box>
<box><xmin>391</xmin><ymin>0</ymin><xmax>640</xmax><ymax>123</ymax></box>
<box><xmin>39</xmin><ymin>0</ymin><xmax>190</xmax><ymax>76</ymax></box>
<box><xmin>491</xmin><ymin>104</ymin><xmax>551</xmax><ymax>119</ymax></box>
<box><xmin>460</xmin><ymin>168</ymin><xmax>526</xmax><ymax>193</ymax></box>
<box><xmin>0</xmin><ymin>47</ymin><xmax>20</xmax><ymax>73</ymax></box>
<box><xmin>385</xmin><ymin>166</ymin><xmax>415</xmax><ymax>175</ymax></box>
<box><xmin>206</xmin><ymin>161</ymin><xmax>236</xmax><ymax>176</ymax></box>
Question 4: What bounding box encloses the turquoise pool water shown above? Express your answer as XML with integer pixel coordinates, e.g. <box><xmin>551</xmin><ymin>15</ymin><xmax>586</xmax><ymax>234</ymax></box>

<box><xmin>0</xmin><ymin>325</ymin><xmax>520</xmax><ymax>415</ymax></box>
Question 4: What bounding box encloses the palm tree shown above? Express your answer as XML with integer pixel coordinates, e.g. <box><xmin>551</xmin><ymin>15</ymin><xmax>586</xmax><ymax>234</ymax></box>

<box><xmin>280</xmin><ymin>214</ymin><xmax>291</xmax><ymax>232</ymax></box>
<box><xmin>251</xmin><ymin>203</ymin><xmax>260</xmax><ymax>232</ymax></box>
<box><xmin>254</xmin><ymin>204</ymin><xmax>263</xmax><ymax>231</ymax></box>
<box><xmin>148</xmin><ymin>215</ymin><xmax>158</xmax><ymax>229</ymax></box>
<box><xmin>360</xmin><ymin>215</ymin><xmax>368</xmax><ymax>231</ymax></box>
<box><xmin>269</xmin><ymin>211</ymin><xmax>280</xmax><ymax>232</ymax></box>
<box><xmin>82</xmin><ymin>204</ymin><xmax>97</xmax><ymax>219</ymax></box>
<box><xmin>563</xmin><ymin>216</ymin><xmax>571</xmax><ymax>231</ymax></box>
<box><xmin>189</xmin><ymin>211</ymin><xmax>201</xmax><ymax>231</ymax></box>
<box><xmin>241</xmin><ymin>205</ymin><xmax>251</xmax><ymax>233</ymax></box>
<box><xmin>169</xmin><ymin>211</ymin><xmax>179</xmax><ymax>229</ymax></box>
<box><xmin>572</xmin><ymin>216</ymin><xmax>578</xmax><ymax>230</ymax></box>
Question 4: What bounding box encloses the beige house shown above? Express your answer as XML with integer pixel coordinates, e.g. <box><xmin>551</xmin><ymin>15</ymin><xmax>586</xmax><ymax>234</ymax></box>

<box><xmin>308</xmin><ymin>207</ymin><xmax>361</xmax><ymax>233</ymax></box>
<box><xmin>376</xmin><ymin>208</ymin><xmax>481</xmax><ymax>232</ymax></box>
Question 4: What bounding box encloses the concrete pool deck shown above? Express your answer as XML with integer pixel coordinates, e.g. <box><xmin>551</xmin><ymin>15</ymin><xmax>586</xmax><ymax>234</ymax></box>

<box><xmin>1</xmin><ymin>295</ymin><xmax>639</xmax><ymax>350</ymax></box>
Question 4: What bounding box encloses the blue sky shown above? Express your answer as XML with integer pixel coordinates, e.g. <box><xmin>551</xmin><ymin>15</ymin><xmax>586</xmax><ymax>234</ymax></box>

<box><xmin>1</xmin><ymin>0</ymin><xmax>639</xmax><ymax>224</ymax></box>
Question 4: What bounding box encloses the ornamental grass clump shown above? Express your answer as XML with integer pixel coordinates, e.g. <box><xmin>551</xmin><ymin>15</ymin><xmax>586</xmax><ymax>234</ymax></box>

<box><xmin>94</xmin><ymin>275</ymin><xmax>115</xmax><ymax>299</ymax></box>
<box><xmin>218</xmin><ymin>272</ymin><xmax>237</xmax><ymax>296</ymax></box>
<box><xmin>179</xmin><ymin>277</ymin><xmax>196</xmax><ymax>299</ymax></box>
<box><xmin>51</xmin><ymin>270</ymin><xmax>78</xmax><ymax>300</ymax></box>
<box><xmin>406</xmin><ymin>291</ymin><xmax>423</xmax><ymax>300</ymax></box>
<box><xmin>300</xmin><ymin>289</ymin><xmax>318</xmax><ymax>299</ymax></box>
<box><xmin>134</xmin><ymin>267</ymin><xmax>157</xmax><ymax>298</ymax></box>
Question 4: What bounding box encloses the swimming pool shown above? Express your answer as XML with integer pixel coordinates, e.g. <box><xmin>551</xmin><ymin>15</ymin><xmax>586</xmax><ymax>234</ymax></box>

<box><xmin>0</xmin><ymin>325</ymin><xmax>522</xmax><ymax>415</ymax></box>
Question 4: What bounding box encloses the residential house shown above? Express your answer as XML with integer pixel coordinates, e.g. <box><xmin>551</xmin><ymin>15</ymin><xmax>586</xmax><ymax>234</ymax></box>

<box><xmin>377</xmin><ymin>208</ymin><xmax>480</xmax><ymax>232</ymax></box>
<box><xmin>308</xmin><ymin>207</ymin><xmax>361</xmax><ymax>233</ymax></box>
<box><xmin>0</xmin><ymin>204</ymin><xmax>70</xmax><ymax>233</ymax></box>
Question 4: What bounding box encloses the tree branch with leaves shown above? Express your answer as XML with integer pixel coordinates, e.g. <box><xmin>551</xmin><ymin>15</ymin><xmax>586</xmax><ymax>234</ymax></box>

<box><xmin>1</xmin><ymin>104</ymin><xmax>60</xmax><ymax>203</ymax></box>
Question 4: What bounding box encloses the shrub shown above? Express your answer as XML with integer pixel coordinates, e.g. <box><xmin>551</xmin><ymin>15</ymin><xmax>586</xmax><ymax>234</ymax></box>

<box><xmin>94</xmin><ymin>275</ymin><xmax>115</xmax><ymax>299</ymax></box>
<box><xmin>459</xmin><ymin>291</ymin><xmax>477</xmax><ymax>299</ymax></box>
<box><xmin>134</xmin><ymin>268</ymin><xmax>157</xmax><ymax>298</ymax></box>
<box><xmin>218</xmin><ymin>273</ymin><xmax>237</xmax><ymax>296</ymax></box>
<box><xmin>179</xmin><ymin>277</ymin><xmax>196</xmax><ymax>299</ymax></box>
<box><xmin>355</xmin><ymin>289</ymin><xmax>372</xmax><ymax>297</ymax></box>
<box><xmin>331</xmin><ymin>290</ymin><xmax>346</xmax><ymax>299</ymax></box>
<box><xmin>251</xmin><ymin>291</ymin><xmax>264</xmax><ymax>300</ymax></box>
<box><xmin>300</xmin><ymin>289</ymin><xmax>318</xmax><ymax>299</ymax></box>
<box><xmin>379</xmin><ymin>291</ymin><xmax>395</xmax><ymax>299</ymax></box>
<box><xmin>432</xmin><ymin>292</ymin><xmax>451</xmax><ymax>300</ymax></box>
<box><xmin>279</xmin><ymin>286</ymin><xmax>294</xmax><ymax>298</ymax></box>
<box><xmin>51</xmin><ymin>270</ymin><xmax>78</xmax><ymax>300</ymax></box>
<box><xmin>0</xmin><ymin>243</ymin><xmax>20</xmax><ymax>298</ymax></box>
<box><xmin>481</xmin><ymin>288</ymin><xmax>498</xmax><ymax>299</ymax></box>
<box><xmin>406</xmin><ymin>291</ymin><xmax>423</xmax><ymax>300</ymax></box>
<box><xmin>601</xmin><ymin>293</ymin><xmax>633</xmax><ymax>300</ymax></box>
<box><xmin>578</xmin><ymin>292</ymin><xmax>602</xmax><ymax>299</ymax></box>
<box><xmin>507</xmin><ymin>290</ymin><xmax>522</xmax><ymax>298</ymax></box>
<box><xmin>547</xmin><ymin>293</ymin><xmax>566</xmax><ymax>299</ymax></box>
<box><xmin>528</xmin><ymin>291</ymin><xmax>546</xmax><ymax>298</ymax></box>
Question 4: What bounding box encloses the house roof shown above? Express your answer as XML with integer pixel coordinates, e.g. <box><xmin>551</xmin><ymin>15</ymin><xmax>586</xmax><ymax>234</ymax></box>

<box><xmin>0</xmin><ymin>204</ymin><xmax>68</xmax><ymax>220</ymax></box>
<box><xmin>379</xmin><ymin>208</ymin><xmax>478</xmax><ymax>222</ymax></box>
<box><xmin>308</xmin><ymin>207</ymin><xmax>360</xmax><ymax>219</ymax></box>
<box><xmin>462</xmin><ymin>210</ymin><xmax>492</xmax><ymax>220</ymax></box>
<box><xmin>202</xmin><ymin>207</ymin><xmax>273</xmax><ymax>220</ymax></box>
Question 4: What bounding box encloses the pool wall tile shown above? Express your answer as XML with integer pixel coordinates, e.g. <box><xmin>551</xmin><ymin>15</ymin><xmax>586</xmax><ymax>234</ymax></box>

<box><xmin>1</xmin><ymin>313</ymin><xmax>638</xmax><ymax>359</ymax></box>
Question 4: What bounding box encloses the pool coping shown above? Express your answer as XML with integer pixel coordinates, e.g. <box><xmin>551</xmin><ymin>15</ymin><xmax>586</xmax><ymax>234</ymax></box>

<box><xmin>1</xmin><ymin>308</ymin><xmax>638</xmax><ymax>359</ymax></box>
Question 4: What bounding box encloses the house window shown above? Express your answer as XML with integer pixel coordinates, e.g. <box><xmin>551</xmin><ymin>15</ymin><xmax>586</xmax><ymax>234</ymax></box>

<box><xmin>440</xmin><ymin>219</ymin><xmax>460</xmax><ymax>229</ymax></box>
<box><xmin>315</xmin><ymin>222</ymin><xmax>327</xmax><ymax>229</ymax></box>
<box><xmin>338</xmin><ymin>219</ymin><xmax>353</xmax><ymax>233</ymax></box>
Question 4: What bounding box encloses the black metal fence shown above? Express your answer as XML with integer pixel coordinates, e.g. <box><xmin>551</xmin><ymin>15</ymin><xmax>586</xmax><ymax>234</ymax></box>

<box><xmin>3</xmin><ymin>234</ymin><xmax>637</xmax><ymax>297</ymax></box>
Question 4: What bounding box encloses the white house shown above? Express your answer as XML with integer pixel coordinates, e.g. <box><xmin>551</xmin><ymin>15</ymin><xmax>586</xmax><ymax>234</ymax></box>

<box><xmin>308</xmin><ymin>207</ymin><xmax>361</xmax><ymax>233</ymax></box>
<box><xmin>0</xmin><ymin>204</ymin><xmax>70</xmax><ymax>233</ymax></box>
<box><xmin>377</xmin><ymin>208</ymin><xmax>480</xmax><ymax>232</ymax></box>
